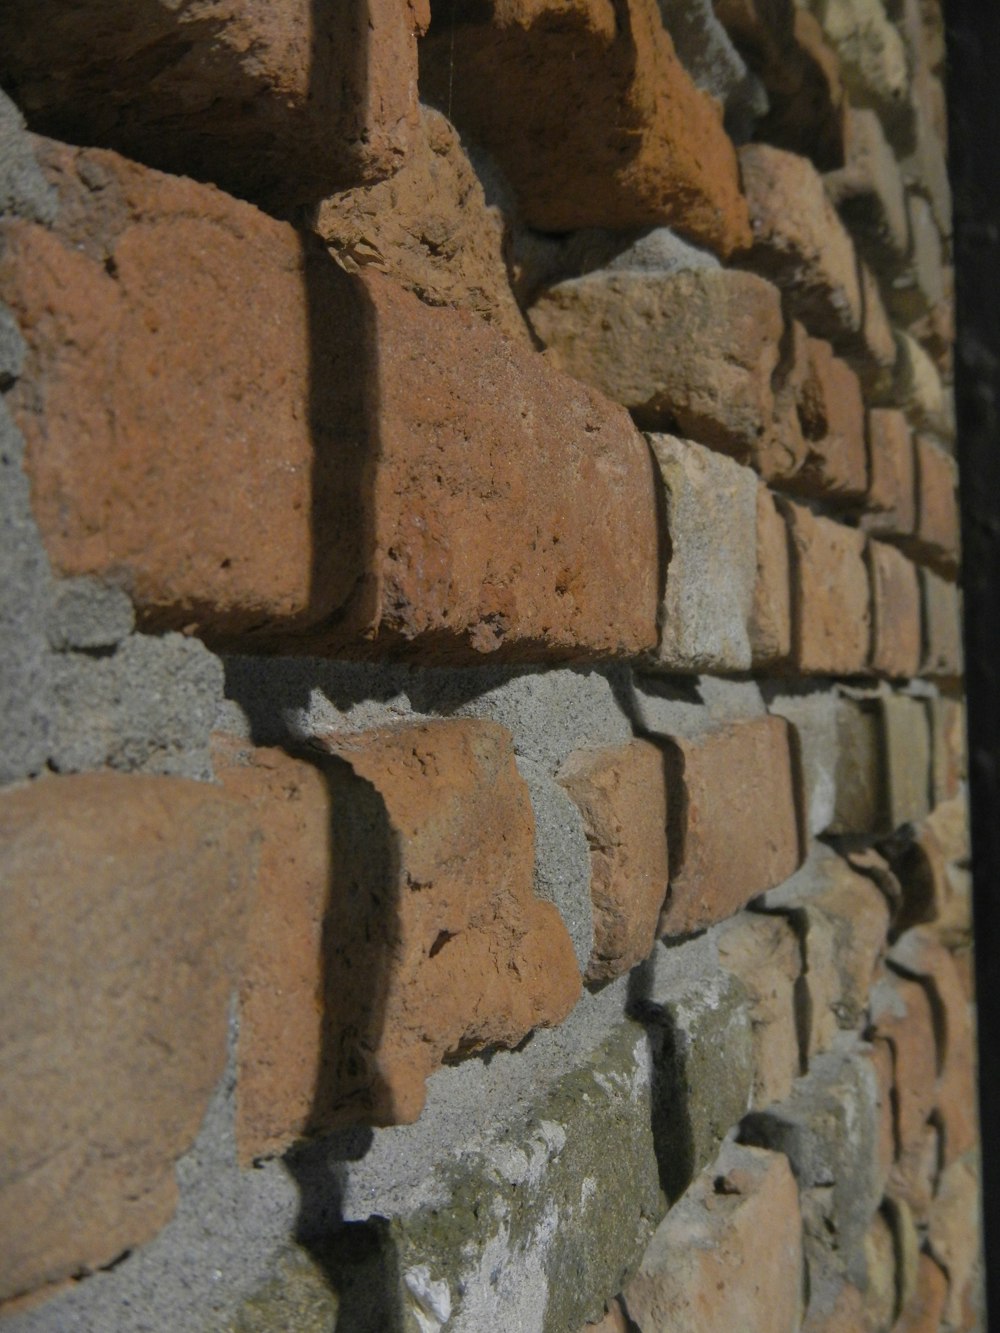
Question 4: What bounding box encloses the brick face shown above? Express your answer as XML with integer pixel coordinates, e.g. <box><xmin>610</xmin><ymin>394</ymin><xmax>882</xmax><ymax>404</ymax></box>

<box><xmin>0</xmin><ymin>773</ymin><xmax>256</xmax><ymax>1302</ymax></box>
<box><xmin>780</xmin><ymin>500</ymin><xmax>872</xmax><ymax>675</ymax></box>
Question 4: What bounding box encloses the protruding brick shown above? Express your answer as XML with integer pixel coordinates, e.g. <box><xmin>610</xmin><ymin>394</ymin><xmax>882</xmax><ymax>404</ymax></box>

<box><xmin>895</xmin><ymin>334</ymin><xmax>953</xmax><ymax>442</ymax></box>
<box><xmin>660</xmin><ymin>716</ymin><xmax>802</xmax><ymax>936</ymax></box>
<box><xmin>907</xmin><ymin>436</ymin><xmax>961</xmax><ymax>576</ymax></box>
<box><xmin>718</xmin><ymin>913</ymin><xmax>802</xmax><ymax>1106</ymax></box>
<box><xmin>648</xmin><ymin>435</ymin><xmax>758</xmax><ymax>672</ymax></box>
<box><xmin>751</xmin><ymin>484</ymin><xmax>793</xmax><ymax>666</ymax></box>
<box><xmin>825</xmin><ymin>107</ymin><xmax>909</xmax><ymax>266</ymax></box>
<box><xmin>530</xmin><ymin>268</ymin><xmax>786</xmax><ymax>466</ymax></box>
<box><xmin>622</xmin><ymin>1142</ymin><xmax>804</xmax><ymax>1333</ymax></box>
<box><xmin>867</xmin><ymin>540</ymin><xmax>922</xmax><ymax>679</ymax></box>
<box><xmin>557</xmin><ymin>740</ymin><xmax>669</xmax><ymax>984</ymax></box>
<box><xmin>0</xmin><ymin>773</ymin><xmax>255</xmax><ymax>1303</ymax></box>
<box><xmin>780</xmin><ymin>501</ymin><xmax>872</xmax><ymax>675</ymax></box>
<box><xmin>3</xmin><ymin>139</ymin><xmax>659</xmax><ymax>663</ymax></box>
<box><xmin>920</xmin><ymin>568</ymin><xmax>963</xmax><ymax>679</ymax></box>
<box><xmin>790</xmin><ymin>337</ymin><xmax>867</xmax><ymax>501</ymax></box>
<box><xmin>863</xmin><ymin>408</ymin><xmax>917</xmax><ymax>540</ymax></box>
<box><xmin>419</xmin><ymin>0</ymin><xmax>751</xmax><ymax>254</ymax></box>
<box><xmin>223</xmin><ymin>721</ymin><xmax>580</xmax><ymax>1138</ymax></box>
<box><xmin>0</xmin><ymin>0</ymin><xmax>428</xmax><ymax>207</ymax></box>
<box><xmin>738</xmin><ymin>143</ymin><xmax>862</xmax><ymax>342</ymax></box>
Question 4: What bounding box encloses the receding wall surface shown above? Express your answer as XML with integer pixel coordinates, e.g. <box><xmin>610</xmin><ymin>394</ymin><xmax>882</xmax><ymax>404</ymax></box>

<box><xmin>0</xmin><ymin>1</ymin><xmax>982</xmax><ymax>1330</ymax></box>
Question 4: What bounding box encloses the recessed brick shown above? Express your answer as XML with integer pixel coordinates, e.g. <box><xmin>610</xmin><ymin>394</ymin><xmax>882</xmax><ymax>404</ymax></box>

<box><xmin>738</xmin><ymin>143</ymin><xmax>862</xmax><ymax>341</ymax></box>
<box><xmin>0</xmin><ymin>0</ymin><xmax>427</xmax><ymax>207</ymax></box>
<box><xmin>718</xmin><ymin>913</ymin><xmax>801</xmax><ymax>1106</ymax></box>
<box><xmin>867</xmin><ymin>540</ymin><xmax>922</xmax><ymax>679</ymax></box>
<box><xmin>920</xmin><ymin>567</ymin><xmax>963</xmax><ymax>679</ymax></box>
<box><xmin>907</xmin><ymin>436</ymin><xmax>961</xmax><ymax>576</ymax></box>
<box><xmin>780</xmin><ymin>501</ymin><xmax>872</xmax><ymax>675</ymax></box>
<box><xmin>221</xmin><ymin>721</ymin><xmax>581</xmax><ymax>1140</ymax></box>
<box><xmin>0</xmin><ymin>772</ymin><xmax>255</xmax><ymax>1303</ymax></box>
<box><xmin>419</xmin><ymin>0</ymin><xmax>751</xmax><ymax>253</ymax></box>
<box><xmin>790</xmin><ymin>337</ymin><xmax>867</xmax><ymax>502</ymax></box>
<box><xmin>557</xmin><ymin>740</ymin><xmax>669</xmax><ymax>984</ymax></box>
<box><xmin>659</xmin><ymin>715</ymin><xmax>802</xmax><ymax>936</ymax></box>
<box><xmin>530</xmin><ymin>268</ymin><xmax>785</xmax><ymax>467</ymax></box>
<box><xmin>863</xmin><ymin>409</ymin><xmax>917</xmax><ymax>540</ymax></box>
<box><xmin>751</xmin><ymin>484</ymin><xmax>793</xmax><ymax>667</ymax></box>
<box><xmin>2</xmin><ymin>139</ymin><xmax>658</xmax><ymax>664</ymax></box>
<box><xmin>648</xmin><ymin>435</ymin><xmax>758</xmax><ymax>672</ymax></box>
<box><xmin>765</xmin><ymin>686</ymin><xmax>842</xmax><ymax>835</ymax></box>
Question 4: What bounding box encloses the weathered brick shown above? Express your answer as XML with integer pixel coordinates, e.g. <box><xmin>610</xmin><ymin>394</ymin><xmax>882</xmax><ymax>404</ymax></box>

<box><xmin>315</xmin><ymin>106</ymin><xmax>531</xmax><ymax>348</ymax></box>
<box><xmin>808</xmin><ymin>0</ymin><xmax>912</xmax><ymax>145</ymax></box>
<box><xmin>718</xmin><ymin>913</ymin><xmax>802</xmax><ymax>1106</ymax></box>
<box><xmin>738</xmin><ymin>143</ymin><xmax>862</xmax><ymax>342</ymax></box>
<box><xmin>622</xmin><ymin>1142</ymin><xmax>804</xmax><ymax>1333</ymax></box>
<box><xmin>765</xmin><ymin>686</ymin><xmax>841</xmax><ymax>835</ymax></box>
<box><xmin>882</xmin><ymin>693</ymin><xmax>933</xmax><ymax>827</ymax></box>
<box><xmin>907</xmin><ymin>436</ymin><xmax>961</xmax><ymax>576</ymax></box>
<box><xmin>928</xmin><ymin>696</ymin><xmax>965</xmax><ymax>804</ymax></box>
<box><xmin>657</xmin><ymin>0</ymin><xmax>765</xmax><ymax>136</ymax></box>
<box><xmin>920</xmin><ymin>568</ymin><xmax>963</xmax><ymax>679</ymax></box>
<box><xmin>824</xmin><ymin>107</ymin><xmax>909</xmax><ymax>267</ymax></box>
<box><xmin>557</xmin><ymin>740</ymin><xmax>669</xmax><ymax>984</ymax></box>
<box><xmin>829</xmin><ymin>694</ymin><xmax>884</xmax><ymax>834</ymax></box>
<box><xmin>751</xmin><ymin>484</ymin><xmax>793</xmax><ymax>667</ymax></box>
<box><xmin>928</xmin><ymin>1157</ymin><xmax>982</xmax><ymax>1332</ymax></box>
<box><xmin>864</xmin><ymin>1038</ymin><xmax>897</xmax><ymax>1198</ymax></box>
<box><xmin>896</xmin><ymin>1254</ymin><xmax>949</xmax><ymax>1333</ymax></box>
<box><xmin>223</xmin><ymin>721</ymin><xmax>581</xmax><ymax>1139</ymax></box>
<box><xmin>888</xmin><ymin>193</ymin><xmax>947</xmax><ymax>328</ymax></box>
<box><xmin>419</xmin><ymin>0</ymin><xmax>751</xmax><ymax>253</ymax></box>
<box><xmin>2</xmin><ymin>139</ymin><xmax>659</xmax><ymax>663</ymax></box>
<box><xmin>530</xmin><ymin>268</ymin><xmax>785</xmax><ymax>467</ymax></box>
<box><xmin>659</xmin><ymin>715</ymin><xmax>802</xmax><ymax>936</ymax></box>
<box><xmin>790</xmin><ymin>337</ymin><xmax>868</xmax><ymax>502</ymax></box>
<box><xmin>0</xmin><ymin>0</ymin><xmax>427</xmax><ymax>207</ymax></box>
<box><xmin>895</xmin><ymin>334</ymin><xmax>953</xmax><ymax>442</ymax></box>
<box><xmin>867</xmin><ymin>540</ymin><xmax>922</xmax><ymax>679</ymax></box>
<box><xmin>845</xmin><ymin>259</ymin><xmax>900</xmax><ymax>401</ymax></box>
<box><xmin>863</xmin><ymin>408</ymin><xmax>917</xmax><ymax>540</ymax></box>
<box><xmin>0</xmin><ymin>772</ymin><xmax>255</xmax><ymax>1303</ymax></box>
<box><xmin>648</xmin><ymin>435</ymin><xmax>758</xmax><ymax>672</ymax></box>
<box><xmin>862</xmin><ymin>1209</ymin><xmax>900</xmax><ymax>1331</ymax></box>
<box><xmin>780</xmin><ymin>501</ymin><xmax>872</xmax><ymax>675</ymax></box>
<box><xmin>902</xmin><ymin>97</ymin><xmax>952</xmax><ymax>236</ymax></box>
<box><xmin>801</xmin><ymin>1273</ymin><xmax>868</xmax><ymax>1333</ymax></box>
<box><xmin>582</xmin><ymin>1299</ymin><xmax>629</xmax><ymax>1333</ymax></box>
<box><xmin>871</xmin><ymin>974</ymin><xmax>937</xmax><ymax>1163</ymax></box>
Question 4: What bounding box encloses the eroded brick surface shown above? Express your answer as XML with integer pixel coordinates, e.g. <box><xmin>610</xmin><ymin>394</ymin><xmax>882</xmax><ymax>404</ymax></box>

<box><xmin>868</xmin><ymin>540</ymin><xmax>922</xmax><ymax>679</ymax></box>
<box><xmin>781</xmin><ymin>501</ymin><xmax>872</xmax><ymax>675</ymax></box>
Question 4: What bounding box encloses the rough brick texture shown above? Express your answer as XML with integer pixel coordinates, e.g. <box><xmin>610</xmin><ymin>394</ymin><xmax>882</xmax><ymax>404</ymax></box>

<box><xmin>781</xmin><ymin>501</ymin><xmax>872</xmax><ymax>674</ymax></box>
<box><xmin>921</xmin><ymin>568</ymin><xmax>963</xmax><ymax>678</ymax></box>
<box><xmin>751</xmin><ymin>484</ymin><xmax>793</xmax><ymax>666</ymax></box>
<box><xmin>867</xmin><ymin>540</ymin><xmax>923</xmax><ymax>679</ymax></box>
<box><xmin>2</xmin><ymin>139</ymin><xmax>659</xmax><ymax>663</ymax></box>
<box><xmin>718</xmin><ymin>913</ymin><xmax>802</xmax><ymax>1106</ymax></box>
<box><xmin>863</xmin><ymin>408</ymin><xmax>917</xmax><ymax>539</ymax></box>
<box><xmin>420</xmin><ymin>0</ymin><xmax>752</xmax><ymax>252</ymax></box>
<box><xmin>791</xmin><ymin>336</ymin><xmax>868</xmax><ymax>501</ymax></box>
<box><xmin>660</xmin><ymin>716</ymin><xmax>802</xmax><ymax>936</ymax></box>
<box><xmin>0</xmin><ymin>773</ymin><xmax>255</xmax><ymax>1302</ymax></box>
<box><xmin>909</xmin><ymin>436</ymin><xmax>961</xmax><ymax>575</ymax></box>
<box><xmin>0</xmin><ymin>0</ymin><xmax>428</xmax><ymax>207</ymax></box>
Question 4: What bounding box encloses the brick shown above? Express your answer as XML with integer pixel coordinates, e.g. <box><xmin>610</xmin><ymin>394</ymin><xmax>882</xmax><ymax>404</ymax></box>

<box><xmin>790</xmin><ymin>337</ymin><xmax>867</xmax><ymax>502</ymax></box>
<box><xmin>864</xmin><ymin>1038</ymin><xmax>897</xmax><ymax>1198</ymax></box>
<box><xmin>623</xmin><ymin>1142</ymin><xmax>803</xmax><ymax>1333</ymax></box>
<box><xmin>811</xmin><ymin>0</ymin><xmax>912</xmax><ymax>144</ymax></box>
<box><xmin>882</xmin><ymin>693</ymin><xmax>933</xmax><ymax>827</ymax></box>
<box><xmin>659</xmin><ymin>715</ymin><xmax>802</xmax><ymax>936</ymax></box>
<box><xmin>920</xmin><ymin>568</ymin><xmax>963</xmax><ymax>679</ymax></box>
<box><xmin>892</xmin><ymin>1122</ymin><xmax>942</xmax><ymax>1228</ymax></box>
<box><xmin>895</xmin><ymin>334</ymin><xmax>953</xmax><ymax>442</ymax></box>
<box><xmin>557</xmin><ymin>740</ymin><xmax>669</xmax><ymax>984</ymax></box>
<box><xmin>419</xmin><ymin>0</ymin><xmax>751</xmax><ymax>254</ymax></box>
<box><xmin>315</xmin><ymin>106</ymin><xmax>531</xmax><ymax>348</ymax></box>
<box><xmin>718</xmin><ymin>913</ymin><xmax>801</xmax><ymax>1106</ymax></box>
<box><xmin>902</xmin><ymin>98</ymin><xmax>952</xmax><ymax>237</ymax></box>
<box><xmin>886</xmin><ymin>819</ymin><xmax>953</xmax><ymax>934</ymax></box>
<box><xmin>847</xmin><ymin>259</ymin><xmax>900</xmax><ymax>401</ymax></box>
<box><xmin>888</xmin><ymin>193</ymin><xmax>947</xmax><ymax>328</ymax></box>
<box><xmin>896</xmin><ymin>1254</ymin><xmax>949</xmax><ymax>1333</ymax></box>
<box><xmin>801</xmin><ymin>1274</ymin><xmax>868</xmax><ymax>1333</ymax></box>
<box><xmin>738</xmin><ymin>143</ymin><xmax>862</xmax><ymax>342</ymax></box>
<box><xmin>0</xmin><ymin>0</ymin><xmax>427</xmax><ymax>207</ymax></box>
<box><xmin>928</xmin><ymin>1157</ymin><xmax>982</xmax><ymax>1331</ymax></box>
<box><xmin>780</xmin><ymin>501</ymin><xmax>872</xmax><ymax>675</ymax></box>
<box><xmin>2</xmin><ymin>140</ymin><xmax>659</xmax><ymax>663</ymax></box>
<box><xmin>908</xmin><ymin>436</ymin><xmax>961</xmax><ymax>576</ymax></box>
<box><xmin>871</xmin><ymin>974</ymin><xmax>937</xmax><ymax>1161</ymax></box>
<box><xmin>829</xmin><ymin>695</ymin><xmax>884</xmax><ymax>834</ymax></box>
<box><xmin>223</xmin><ymin>721</ymin><xmax>580</xmax><ymax>1139</ymax></box>
<box><xmin>863</xmin><ymin>409</ymin><xmax>917</xmax><ymax>540</ymax></box>
<box><xmin>648</xmin><ymin>435</ymin><xmax>758</xmax><ymax>672</ymax></box>
<box><xmin>867</xmin><ymin>540</ymin><xmax>922</xmax><ymax>679</ymax></box>
<box><xmin>928</xmin><ymin>696</ymin><xmax>965</xmax><ymax>804</ymax></box>
<box><xmin>862</xmin><ymin>1209</ymin><xmax>900</xmax><ymax>1331</ymax></box>
<box><xmin>530</xmin><ymin>268</ymin><xmax>785</xmax><ymax>466</ymax></box>
<box><xmin>750</xmin><ymin>484</ymin><xmax>793</xmax><ymax>666</ymax></box>
<box><xmin>0</xmin><ymin>772</ymin><xmax>255</xmax><ymax>1303</ymax></box>
<box><xmin>824</xmin><ymin>107</ymin><xmax>909</xmax><ymax>267</ymax></box>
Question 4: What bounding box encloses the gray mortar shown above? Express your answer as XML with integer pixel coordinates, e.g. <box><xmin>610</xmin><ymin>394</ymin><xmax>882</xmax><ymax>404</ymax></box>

<box><xmin>604</xmin><ymin>227</ymin><xmax>721</xmax><ymax>275</ymax></box>
<box><xmin>629</xmin><ymin>672</ymin><xmax>766</xmax><ymax>739</ymax></box>
<box><xmin>0</xmin><ymin>88</ymin><xmax>57</xmax><ymax>223</ymax></box>
<box><xmin>46</xmin><ymin>576</ymin><xmax>136</xmax><ymax>650</ymax></box>
<box><xmin>0</xmin><ymin>303</ymin><xmax>26</xmax><ymax>384</ymax></box>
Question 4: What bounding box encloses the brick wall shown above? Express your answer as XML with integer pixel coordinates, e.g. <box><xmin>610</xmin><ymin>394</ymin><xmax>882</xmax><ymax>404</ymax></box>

<box><xmin>0</xmin><ymin>0</ymin><xmax>981</xmax><ymax>1329</ymax></box>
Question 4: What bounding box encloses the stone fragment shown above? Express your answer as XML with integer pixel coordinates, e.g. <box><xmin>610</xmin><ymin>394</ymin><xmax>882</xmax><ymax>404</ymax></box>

<box><xmin>718</xmin><ymin>913</ymin><xmax>802</xmax><ymax>1106</ymax></box>
<box><xmin>928</xmin><ymin>1157</ymin><xmax>982</xmax><ymax>1331</ymax></box>
<box><xmin>750</xmin><ymin>484</ymin><xmax>792</xmax><ymax>667</ymax></box>
<box><xmin>0</xmin><ymin>0</ymin><xmax>427</xmax><ymax>207</ymax></box>
<box><xmin>622</xmin><ymin>1142</ymin><xmax>803</xmax><ymax>1333</ymax></box>
<box><xmin>780</xmin><ymin>501</ymin><xmax>872</xmax><ymax>675</ymax></box>
<box><xmin>902</xmin><ymin>98</ymin><xmax>952</xmax><ymax>236</ymax></box>
<box><xmin>863</xmin><ymin>409</ymin><xmax>917</xmax><ymax>540</ymax></box>
<box><xmin>0</xmin><ymin>772</ymin><xmax>256</xmax><ymax>1303</ymax></box>
<box><xmin>659</xmin><ymin>716</ymin><xmax>802</xmax><ymax>936</ymax></box>
<box><xmin>920</xmin><ymin>569</ymin><xmax>963</xmax><ymax>679</ymax></box>
<box><xmin>228</xmin><ymin>721</ymin><xmax>581</xmax><ymax>1137</ymax></box>
<box><xmin>582</xmin><ymin>1299</ymin><xmax>630</xmax><ymax>1332</ymax></box>
<box><xmin>907</xmin><ymin>437</ymin><xmax>960</xmax><ymax>576</ymax></box>
<box><xmin>764</xmin><ymin>686</ymin><xmax>841</xmax><ymax>836</ymax></box>
<box><xmin>315</xmin><ymin>106</ymin><xmax>530</xmax><ymax>348</ymax></box>
<box><xmin>647</xmin><ymin>434</ymin><xmax>758</xmax><ymax>671</ymax></box>
<box><xmin>530</xmin><ymin>268</ymin><xmax>785</xmax><ymax>465</ymax></box>
<box><xmin>557</xmin><ymin>740</ymin><xmax>669</xmax><ymax>984</ymax></box>
<box><xmin>790</xmin><ymin>337</ymin><xmax>867</xmax><ymax>501</ymax></box>
<box><xmin>2</xmin><ymin>139</ymin><xmax>658</xmax><ymax>663</ymax></box>
<box><xmin>419</xmin><ymin>0</ymin><xmax>752</xmax><ymax>254</ymax></box>
<box><xmin>738</xmin><ymin>143</ymin><xmax>862</xmax><ymax>341</ymax></box>
<box><xmin>896</xmin><ymin>1254</ymin><xmax>949</xmax><ymax>1333</ymax></box>
<box><xmin>824</xmin><ymin>107</ymin><xmax>909</xmax><ymax>267</ymax></box>
<box><xmin>867</xmin><ymin>540</ymin><xmax>922</xmax><ymax>679</ymax></box>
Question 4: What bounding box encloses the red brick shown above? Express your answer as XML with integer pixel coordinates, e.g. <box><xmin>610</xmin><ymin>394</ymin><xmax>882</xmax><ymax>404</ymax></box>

<box><xmin>738</xmin><ymin>143</ymin><xmax>862</xmax><ymax>341</ymax></box>
<box><xmin>872</xmin><ymin>975</ymin><xmax>937</xmax><ymax>1162</ymax></box>
<box><xmin>0</xmin><ymin>0</ymin><xmax>427</xmax><ymax>207</ymax></box>
<box><xmin>0</xmin><ymin>773</ymin><xmax>255</xmax><ymax>1303</ymax></box>
<box><xmin>718</xmin><ymin>913</ymin><xmax>801</xmax><ymax>1106</ymax></box>
<box><xmin>863</xmin><ymin>408</ymin><xmax>917</xmax><ymax>539</ymax></box>
<box><xmin>420</xmin><ymin>0</ymin><xmax>751</xmax><ymax>253</ymax></box>
<box><xmin>750</xmin><ymin>484</ymin><xmax>793</xmax><ymax>666</ymax></box>
<box><xmin>896</xmin><ymin>1254</ymin><xmax>949</xmax><ymax>1333</ymax></box>
<box><xmin>2</xmin><ymin>140</ymin><xmax>658</xmax><ymax>663</ymax></box>
<box><xmin>867</xmin><ymin>540</ymin><xmax>922</xmax><ymax>679</ymax></box>
<box><xmin>920</xmin><ymin>568</ymin><xmax>963</xmax><ymax>679</ymax></box>
<box><xmin>780</xmin><ymin>501</ymin><xmax>872</xmax><ymax>675</ymax></box>
<box><xmin>862</xmin><ymin>1210</ymin><xmax>899</xmax><ymax>1331</ymax></box>
<box><xmin>659</xmin><ymin>716</ymin><xmax>802</xmax><ymax>936</ymax></box>
<box><xmin>864</xmin><ymin>1039</ymin><xmax>897</xmax><ymax>1198</ymax></box>
<box><xmin>789</xmin><ymin>337</ymin><xmax>867</xmax><ymax>502</ymax></box>
<box><xmin>557</xmin><ymin>741</ymin><xmax>669</xmax><ymax>984</ymax></box>
<box><xmin>220</xmin><ymin>723</ymin><xmax>581</xmax><ymax>1141</ymax></box>
<box><xmin>908</xmin><ymin>436</ymin><xmax>960</xmax><ymax>575</ymax></box>
<box><xmin>848</xmin><ymin>260</ymin><xmax>900</xmax><ymax>401</ymax></box>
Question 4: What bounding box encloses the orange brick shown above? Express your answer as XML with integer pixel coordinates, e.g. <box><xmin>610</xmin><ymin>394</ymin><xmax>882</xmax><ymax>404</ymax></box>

<box><xmin>896</xmin><ymin>1254</ymin><xmax>949</xmax><ymax>1333</ymax></box>
<box><xmin>908</xmin><ymin>437</ymin><xmax>960</xmax><ymax>575</ymax></box>
<box><xmin>867</xmin><ymin>540</ymin><xmax>922</xmax><ymax>679</ymax></box>
<box><xmin>750</xmin><ymin>484</ymin><xmax>792</xmax><ymax>666</ymax></box>
<box><xmin>789</xmin><ymin>338</ymin><xmax>867</xmax><ymax>502</ymax></box>
<box><xmin>872</xmin><ymin>975</ymin><xmax>937</xmax><ymax>1161</ymax></box>
<box><xmin>928</xmin><ymin>1158</ymin><xmax>982</xmax><ymax>1331</ymax></box>
<box><xmin>863</xmin><ymin>408</ymin><xmax>917</xmax><ymax>539</ymax></box>
<box><xmin>780</xmin><ymin>501</ymin><xmax>871</xmax><ymax>675</ymax></box>
<box><xmin>718</xmin><ymin>913</ymin><xmax>801</xmax><ymax>1106</ymax></box>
